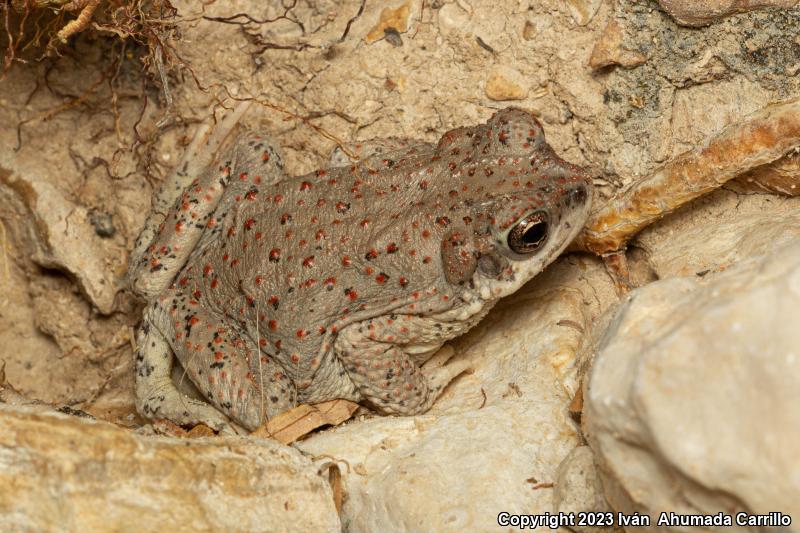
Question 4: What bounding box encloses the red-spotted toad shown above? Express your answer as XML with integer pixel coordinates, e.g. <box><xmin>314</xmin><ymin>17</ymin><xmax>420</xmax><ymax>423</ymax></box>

<box><xmin>128</xmin><ymin>108</ymin><xmax>592</xmax><ymax>433</ymax></box>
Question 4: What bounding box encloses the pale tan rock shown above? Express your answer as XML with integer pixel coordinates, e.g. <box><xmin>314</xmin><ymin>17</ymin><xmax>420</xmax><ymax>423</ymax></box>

<box><xmin>657</xmin><ymin>0</ymin><xmax>798</xmax><ymax>26</ymax></box>
<box><xmin>485</xmin><ymin>66</ymin><xmax>528</xmax><ymax>101</ymax></box>
<box><xmin>588</xmin><ymin>19</ymin><xmax>646</xmax><ymax>69</ymax></box>
<box><xmin>0</xmin><ymin>405</ymin><xmax>340</xmax><ymax>533</ymax></box>
<box><xmin>0</xmin><ymin>172</ymin><xmax>117</xmax><ymax>313</ymax></box>
<box><xmin>564</xmin><ymin>0</ymin><xmax>603</xmax><ymax>26</ymax></box>
<box><xmin>583</xmin><ymin>240</ymin><xmax>800</xmax><ymax>523</ymax></box>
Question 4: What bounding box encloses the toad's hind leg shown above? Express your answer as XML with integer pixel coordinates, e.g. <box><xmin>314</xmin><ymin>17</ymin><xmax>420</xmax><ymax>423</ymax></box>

<box><xmin>138</xmin><ymin>290</ymin><xmax>297</xmax><ymax>431</ymax></box>
<box><xmin>135</xmin><ymin>307</ymin><xmax>238</xmax><ymax>434</ymax></box>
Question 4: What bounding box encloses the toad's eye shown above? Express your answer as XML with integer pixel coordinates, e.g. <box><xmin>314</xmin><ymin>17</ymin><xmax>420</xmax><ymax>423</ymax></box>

<box><xmin>507</xmin><ymin>212</ymin><xmax>548</xmax><ymax>254</ymax></box>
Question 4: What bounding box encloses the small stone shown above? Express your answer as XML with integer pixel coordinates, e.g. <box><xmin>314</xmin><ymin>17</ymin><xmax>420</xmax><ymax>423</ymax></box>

<box><xmin>365</xmin><ymin>2</ymin><xmax>411</xmax><ymax>44</ymax></box>
<box><xmin>89</xmin><ymin>209</ymin><xmax>116</xmax><ymax>238</ymax></box>
<box><xmin>564</xmin><ymin>0</ymin><xmax>603</xmax><ymax>26</ymax></box>
<box><xmin>588</xmin><ymin>19</ymin><xmax>647</xmax><ymax>70</ymax></box>
<box><xmin>484</xmin><ymin>66</ymin><xmax>528</xmax><ymax>101</ymax></box>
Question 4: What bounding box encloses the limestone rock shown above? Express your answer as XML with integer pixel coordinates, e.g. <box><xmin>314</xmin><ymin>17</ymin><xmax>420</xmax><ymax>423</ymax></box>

<box><xmin>0</xmin><ymin>170</ymin><xmax>117</xmax><ymax>313</ymax></box>
<box><xmin>656</xmin><ymin>0</ymin><xmax>799</xmax><ymax>26</ymax></box>
<box><xmin>583</xmin><ymin>240</ymin><xmax>800</xmax><ymax>523</ymax></box>
<box><xmin>0</xmin><ymin>405</ymin><xmax>340</xmax><ymax>532</ymax></box>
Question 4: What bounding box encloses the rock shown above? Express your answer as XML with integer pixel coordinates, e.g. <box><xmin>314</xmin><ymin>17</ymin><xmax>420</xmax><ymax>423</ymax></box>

<box><xmin>583</xmin><ymin>240</ymin><xmax>800</xmax><ymax>522</ymax></box>
<box><xmin>588</xmin><ymin>19</ymin><xmax>646</xmax><ymax>70</ymax></box>
<box><xmin>296</xmin><ymin>258</ymin><xmax>611</xmax><ymax>531</ymax></box>
<box><xmin>553</xmin><ymin>446</ymin><xmax>620</xmax><ymax>533</ymax></box>
<box><xmin>0</xmin><ymin>405</ymin><xmax>341</xmax><ymax>532</ymax></box>
<box><xmin>0</xmin><ymin>170</ymin><xmax>117</xmax><ymax>313</ymax></box>
<box><xmin>656</xmin><ymin>0</ymin><xmax>799</xmax><ymax>27</ymax></box>
<box><xmin>485</xmin><ymin>65</ymin><xmax>528</xmax><ymax>101</ymax></box>
<box><xmin>564</xmin><ymin>0</ymin><xmax>603</xmax><ymax>26</ymax></box>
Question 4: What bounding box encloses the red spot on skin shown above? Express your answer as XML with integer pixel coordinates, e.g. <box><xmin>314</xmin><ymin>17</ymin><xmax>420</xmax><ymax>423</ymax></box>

<box><xmin>244</xmin><ymin>218</ymin><xmax>255</xmax><ymax>230</ymax></box>
<box><xmin>181</xmin><ymin>202</ymin><xmax>190</xmax><ymax>211</ymax></box>
<box><xmin>268</xmin><ymin>320</ymin><xmax>278</xmax><ymax>330</ymax></box>
<box><xmin>211</xmin><ymin>279</ymin><xmax>219</xmax><ymax>289</ymax></box>
<box><xmin>213</xmin><ymin>336</ymin><xmax>223</xmax><ymax>344</ymax></box>
<box><xmin>175</xmin><ymin>221</ymin><xmax>183</xmax><ymax>233</ymax></box>
<box><xmin>348</xmin><ymin>289</ymin><xmax>358</xmax><ymax>301</ymax></box>
<box><xmin>274</xmin><ymin>194</ymin><xmax>283</xmax><ymax>204</ymax></box>
<box><xmin>239</xmin><ymin>172</ymin><xmax>249</xmax><ymax>181</ymax></box>
<box><xmin>300</xmin><ymin>181</ymin><xmax>312</xmax><ymax>191</ymax></box>
<box><xmin>268</xmin><ymin>295</ymin><xmax>279</xmax><ymax>307</ymax></box>
<box><xmin>259</xmin><ymin>338</ymin><xmax>268</xmax><ymax>347</ymax></box>
<box><xmin>291</xmin><ymin>354</ymin><xmax>300</xmax><ymax>363</ymax></box>
<box><xmin>296</xmin><ymin>329</ymin><xmax>306</xmax><ymax>338</ymax></box>
<box><xmin>422</xmin><ymin>229</ymin><xmax>431</xmax><ymax>238</ymax></box>
<box><xmin>227</xmin><ymin>227</ymin><xmax>236</xmax><ymax>237</ymax></box>
<box><xmin>299</xmin><ymin>239</ymin><xmax>307</xmax><ymax>247</ymax></box>
<box><xmin>316</xmin><ymin>169</ymin><xmax>327</xmax><ymax>177</ymax></box>
<box><xmin>324</xmin><ymin>277</ymin><xmax>336</xmax><ymax>289</ymax></box>
<box><xmin>342</xmin><ymin>256</ymin><xmax>352</xmax><ymax>266</ymax></box>
<box><xmin>255</xmin><ymin>275</ymin><xmax>264</xmax><ymax>286</ymax></box>
<box><xmin>365</xmin><ymin>249</ymin><xmax>378</xmax><ymax>260</ymax></box>
<box><xmin>399</xmin><ymin>277</ymin><xmax>408</xmax><ymax>287</ymax></box>
<box><xmin>412</xmin><ymin>291</ymin><xmax>420</xmax><ymax>299</ymax></box>
<box><xmin>376</xmin><ymin>273</ymin><xmax>387</xmax><ymax>284</ymax></box>
<box><xmin>386</xmin><ymin>243</ymin><xmax>398</xmax><ymax>253</ymax></box>
<box><xmin>317</xmin><ymin>198</ymin><xmax>326</xmax><ymax>207</ymax></box>
<box><xmin>189</xmin><ymin>316</ymin><xmax>200</xmax><ymax>325</ymax></box>
<box><xmin>269</xmin><ymin>248</ymin><xmax>281</xmax><ymax>261</ymax></box>
<box><xmin>214</xmin><ymin>351</ymin><xmax>224</xmax><ymax>361</ymax></box>
<box><xmin>423</xmin><ymin>256</ymin><xmax>432</xmax><ymax>264</ymax></box>
<box><xmin>318</xmin><ymin>326</ymin><xmax>326</xmax><ymax>335</ymax></box>
<box><xmin>275</xmin><ymin>340</ymin><xmax>282</xmax><ymax>349</ymax></box>
<box><xmin>255</xmin><ymin>231</ymin><xmax>263</xmax><ymax>240</ymax></box>
<box><xmin>255</xmin><ymin>176</ymin><xmax>262</xmax><ymax>185</ymax></box>
<box><xmin>262</xmin><ymin>151</ymin><xmax>270</xmax><ymax>162</ymax></box>
<box><xmin>360</xmin><ymin>219</ymin><xmax>370</xmax><ymax>228</ymax></box>
<box><xmin>315</xmin><ymin>229</ymin><xmax>326</xmax><ymax>240</ymax></box>
<box><xmin>179</xmin><ymin>277</ymin><xmax>189</xmax><ymax>286</ymax></box>
<box><xmin>206</xmin><ymin>218</ymin><xmax>217</xmax><ymax>228</ymax></box>
<box><xmin>231</xmin><ymin>258</ymin><xmax>240</xmax><ymax>267</ymax></box>
<box><xmin>365</xmin><ymin>266</ymin><xmax>374</xmax><ymax>275</ymax></box>
<box><xmin>302</xmin><ymin>256</ymin><xmax>315</xmax><ymax>267</ymax></box>
<box><xmin>419</xmin><ymin>180</ymin><xmax>428</xmax><ymax>190</ymax></box>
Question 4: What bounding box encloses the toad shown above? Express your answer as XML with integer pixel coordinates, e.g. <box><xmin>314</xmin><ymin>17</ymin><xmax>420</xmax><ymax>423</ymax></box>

<box><xmin>128</xmin><ymin>107</ymin><xmax>592</xmax><ymax>433</ymax></box>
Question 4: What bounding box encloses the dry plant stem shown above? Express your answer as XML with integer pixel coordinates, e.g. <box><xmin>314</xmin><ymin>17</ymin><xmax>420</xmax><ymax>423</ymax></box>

<box><xmin>574</xmin><ymin>97</ymin><xmax>800</xmax><ymax>255</ymax></box>
<box><xmin>128</xmin><ymin>100</ymin><xmax>252</xmax><ymax>291</ymax></box>
<box><xmin>56</xmin><ymin>0</ymin><xmax>102</xmax><ymax>42</ymax></box>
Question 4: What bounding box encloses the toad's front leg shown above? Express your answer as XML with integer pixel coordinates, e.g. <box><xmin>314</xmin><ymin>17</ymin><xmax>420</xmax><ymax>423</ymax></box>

<box><xmin>335</xmin><ymin>317</ymin><xmax>471</xmax><ymax>415</ymax></box>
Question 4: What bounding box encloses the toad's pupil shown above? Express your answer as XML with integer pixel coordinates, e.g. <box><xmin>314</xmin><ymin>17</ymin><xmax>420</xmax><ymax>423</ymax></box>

<box><xmin>523</xmin><ymin>222</ymin><xmax>547</xmax><ymax>246</ymax></box>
